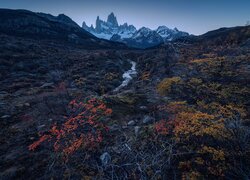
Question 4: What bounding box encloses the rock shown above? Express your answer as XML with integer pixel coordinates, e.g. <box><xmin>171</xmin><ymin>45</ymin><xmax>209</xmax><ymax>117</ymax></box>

<box><xmin>1</xmin><ymin>115</ymin><xmax>11</xmax><ymax>119</ymax></box>
<box><xmin>24</xmin><ymin>103</ymin><xmax>30</xmax><ymax>107</ymax></box>
<box><xmin>40</xmin><ymin>82</ymin><xmax>54</xmax><ymax>88</ymax></box>
<box><xmin>134</xmin><ymin>126</ymin><xmax>140</xmax><ymax>136</ymax></box>
<box><xmin>122</xmin><ymin>125</ymin><xmax>128</xmax><ymax>129</ymax></box>
<box><xmin>100</xmin><ymin>152</ymin><xmax>111</xmax><ymax>166</ymax></box>
<box><xmin>37</xmin><ymin>124</ymin><xmax>46</xmax><ymax>130</ymax></box>
<box><xmin>108</xmin><ymin>124</ymin><xmax>119</xmax><ymax>132</ymax></box>
<box><xmin>139</xmin><ymin>106</ymin><xmax>148</xmax><ymax>110</ymax></box>
<box><xmin>15</xmin><ymin>102</ymin><xmax>30</xmax><ymax>108</ymax></box>
<box><xmin>127</xmin><ymin>120</ymin><xmax>135</xmax><ymax>126</ymax></box>
<box><xmin>143</xmin><ymin>115</ymin><xmax>155</xmax><ymax>124</ymax></box>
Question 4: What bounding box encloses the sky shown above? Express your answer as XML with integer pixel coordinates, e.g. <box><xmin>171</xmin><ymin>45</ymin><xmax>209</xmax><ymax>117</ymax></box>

<box><xmin>0</xmin><ymin>0</ymin><xmax>249</xmax><ymax>35</ymax></box>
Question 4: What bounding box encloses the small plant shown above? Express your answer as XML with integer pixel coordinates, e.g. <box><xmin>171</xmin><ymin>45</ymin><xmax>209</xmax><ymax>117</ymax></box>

<box><xmin>157</xmin><ymin>77</ymin><xmax>182</xmax><ymax>95</ymax></box>
<box><xmin>29</xmin><ymin>98</ymin><xmax>112</xmax><ymax>159</ymax></box>
<box><xmin>154</xmin><ymin>119</ymin><xmax>170</xmax><ymax>135</ymax></box>
<box><xmin>104</xmin><ymin>72</ymin><xmax>119</xmax><ymax>80</ymax></box>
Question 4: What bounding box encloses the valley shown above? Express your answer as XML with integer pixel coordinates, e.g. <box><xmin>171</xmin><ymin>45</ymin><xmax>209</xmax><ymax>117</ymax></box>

<box><xmin>0</xmin><ymin>8</ymin><xmax>249</xmax><ymax>180</ymax></box>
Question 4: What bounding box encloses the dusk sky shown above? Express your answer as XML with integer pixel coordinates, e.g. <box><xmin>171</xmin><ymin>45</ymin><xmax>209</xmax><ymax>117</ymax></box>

<box><xmin>1</xmin><ymin>0</ymin><xmax>249</xmax><ymax>35</ymax></box>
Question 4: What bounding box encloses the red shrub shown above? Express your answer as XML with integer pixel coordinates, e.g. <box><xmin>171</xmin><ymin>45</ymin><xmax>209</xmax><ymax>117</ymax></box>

<box><xmin>154</xmin><ymin>119</ymin><xmax>169</xmax><ymax>135</ymax></box>
<box><xmin>29</xmin><ymin>98</ymin><xmax>112</xmax><ymax>158</ymax></box>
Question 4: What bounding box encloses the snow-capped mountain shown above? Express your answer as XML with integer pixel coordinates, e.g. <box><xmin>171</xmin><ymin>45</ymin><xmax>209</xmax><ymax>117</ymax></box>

<box><xmin>82</xmin><ymin>12</ymin><xmax>136</xmax><ymax>40</ymax></box>
<box><xmin>111</xmin><ymin>27</ymin><xmax>163</xmax><ymax>48</ymax></box>
<box><xmin>156</xmin><ymin>26</ymin><xmax>189</xmax><ymax>41</ymax></box>
<box><xmin>82</xmin><ymin>12</ymin><xmax>189</xmax><ymax>48</ymax></box>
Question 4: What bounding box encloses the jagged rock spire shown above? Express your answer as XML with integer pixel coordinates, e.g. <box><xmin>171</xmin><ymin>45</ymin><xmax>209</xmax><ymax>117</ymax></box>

<box><xmin>107</xmin><ymin>12</ymin><xmax>118</xmax><ymax>27</ymax></box>
<box><xmin>96</xmin><ymin>16</ymin><xmax>102</xmax><ymax>32</ymax></box>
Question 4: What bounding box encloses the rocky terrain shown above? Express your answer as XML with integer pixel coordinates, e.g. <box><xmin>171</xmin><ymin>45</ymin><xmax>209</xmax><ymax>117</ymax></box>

<box><xmin>0</xmin><ymin>9</ymin><xmax>250</xmax><ymax>179</ymax></box>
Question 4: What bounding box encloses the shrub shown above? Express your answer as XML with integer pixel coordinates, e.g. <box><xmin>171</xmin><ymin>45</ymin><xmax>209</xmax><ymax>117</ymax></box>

<box><xmin>157</xmin><ymin>77</ymin><xmax>182</xmax><ymax>95</ymax></box>
<box><xmin>29</xmin><ymin>98</ymin><xmax>112</xmax><ymax>159</ymax></box>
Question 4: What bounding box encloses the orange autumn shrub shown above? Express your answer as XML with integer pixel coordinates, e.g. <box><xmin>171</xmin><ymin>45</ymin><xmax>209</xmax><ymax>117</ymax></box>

<box><xmin>29</xmin><ymin>98</ymin><xmax>112</xmax><ymax>158</ymax></box>
<box><xmin>153</xmin><ymin>101</ymin><xmax>237</xmax><ymax>177</ymax></box>
<box><xmin>154</xmin><ymin>120</ymin><xmax>169</xmax><ymax>135</ymax></box>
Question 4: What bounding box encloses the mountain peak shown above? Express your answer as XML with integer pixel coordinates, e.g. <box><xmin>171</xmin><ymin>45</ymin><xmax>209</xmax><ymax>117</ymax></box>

<box><xmin>107</xmin><ymin>12</ymin><xmax>118</xmax><ymax>27</ymax></box>
<box><xmin>157</xmin><ymin>26</ymin><xmax>169</xmax><ymax>31</ymax></box>
<box><xmin>82</xmin><ymin>13</ymin><xmax>189</xmax><ymax>48</ymax></box>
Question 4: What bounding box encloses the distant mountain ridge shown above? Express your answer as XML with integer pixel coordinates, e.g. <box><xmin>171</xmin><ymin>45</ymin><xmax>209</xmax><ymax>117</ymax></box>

<box><xmin>82</xmin><ymin>12</ymin><xmax>189</xmax><ymax>48</ymax></box>
<box><xmin>0</xmin><ymin>9</ymin><xmax>127</xmax><ymax>49</ymax></box>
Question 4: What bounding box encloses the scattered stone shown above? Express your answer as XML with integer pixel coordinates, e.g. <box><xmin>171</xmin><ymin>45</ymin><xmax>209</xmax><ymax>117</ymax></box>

<box><xmin>40</xmin><ymin>82</ymin><xmax>54</xmax><ymax>88</ymax></box>
<box><xmin>122</xmin><ymin>125</ymin><xmax>128</xmax><ymax>129</ymax></box>
<box><xmin>134</xmin><ymin>126</ymin><xmax>140</xmax><ymax>136</ymax></box>
<box><xmin>139</xmin><ymin>106</ymin><xmax>148</xmax><ymax>110</ymax></box>
<box><xmin>127</xmin><ymin>120</ymin><xmax>135</xmax><ymax>126</ymax></box>
<box><xmin>100</xmin><ymin>152</ymin><xmax>111</xmax><ymax>166</ymax></box>
<box><xmin>37</xmin><ymin>124</ymin><xmax>46</xmax><ymax>130</ymax></box>
<box><xmin>1</xmin><ymin>115</ymin><xmax>11</xmax><ymax>119</ymax></box>
<box><xmin>143</xmin><ymin>115</ymin><xmax>155</xmax><ymax>124</ymax></box>
<box><xmin>15</xmin><ymin>104</ymin><xmax>24</xmax><ymax>108</ymax></box>
<box><xmin>109</xmin><ymin>124</ymin><xmax>119</xmax><ymax>132</ymax></box>
<box><xmin>24</xmin><ymin>103</ymin><xmax>30</xmax><ymax>107</ymax></box>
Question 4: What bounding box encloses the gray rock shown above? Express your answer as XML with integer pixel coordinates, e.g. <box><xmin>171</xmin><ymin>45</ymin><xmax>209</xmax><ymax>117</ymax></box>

<box><xmin>134</xmin><ymin>126</ymin><xmax>140</xmax><ymax>136</ymax></box>
<box><xmin>139</xmin><ymin>106</ymin><xmax>148</xmax><ymax>110</ymax></box>
<box><xmin>100</xmin><ymin>152</ymin><xmax>111</xmax><ymax>166</ymax></box>
<box><xmin>109</xmin><ymin>124</ymin><xmax>119</xmax><ymax>132</ymax></box>
<box><xmin>122</xmin><ymin>125</ymin><xmax>128</xmax><ymax>129</ymax></box>
<box><xmin>24</xmin><ymin>103</ymin><xmax>30</xmax><ymax>107</ymax></box>
<box><xmin>40</xmin><ymin>82</ymin><xmax>54</xmax><ymax>88</ymax></box>
<box><xmin>143</xmin><ymin>115</ymin><xmax>155</xmax><ymax>124</ymax></box>
<box><xmin>37</xmin><ymin>124</ymin><xmax>46</xmax><ymax>130</ymax></box>
<box><xmin>1</xmin><ymin>115</ymin><xmax>11</xmax><ymax>119</ymax></box>
<box><xmin>127</xmin><ymin>120</ymin><xmax>135</xmax><ymax>126</ymax></box>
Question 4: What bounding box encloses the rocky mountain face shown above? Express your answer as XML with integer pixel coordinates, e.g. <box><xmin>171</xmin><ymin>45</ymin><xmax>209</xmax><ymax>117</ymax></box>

<box><xmin>0</xmin><ymin>9</ymin><xmax>126</xmax><ymax>49</ymax></box>
<box><xmin>83</xmin><ymin>12</ymin><xmax>137</xmax><ymax>41</ymax></box>
<box><xmin>111</xmin><ymin>27</ymin><xmax>164</xmax><ymax>48</ymax></box>
<box><xmin>82</xmin><ymin>12</ymin><xmax>189</xmax><ymax>48</ymax></box>
<box><xmin>156</xmin><ymin>26</ymin><xmax>189</xmax><ymax>41</ymax></box>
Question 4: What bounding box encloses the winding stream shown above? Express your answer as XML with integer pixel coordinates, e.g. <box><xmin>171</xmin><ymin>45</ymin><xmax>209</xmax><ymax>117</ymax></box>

<box><xmin>114</xmin><ymin>60</ymin><xmax>137</xmax><ymax>92</ymax></box>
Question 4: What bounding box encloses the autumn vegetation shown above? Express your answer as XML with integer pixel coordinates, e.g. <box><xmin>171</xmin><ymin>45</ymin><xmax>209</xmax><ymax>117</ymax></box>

<box><xmin>29</xmin><ymin>98</ymin><xmax>112</xmax><ymax>160</ymax></box>
<box><xmin>153</xmin><ymin>34</ymin><xmax>250</xmax><ymax>178</ymax></box>
<box><xmin>20</xmin><ymin>26</ymin><xmax>250</xmax><ymax>179</ymax></box>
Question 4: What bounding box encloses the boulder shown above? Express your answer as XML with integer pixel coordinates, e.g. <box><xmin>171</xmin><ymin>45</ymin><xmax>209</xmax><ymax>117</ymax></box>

<box><xmin>143</xmin><ymin>115</ymin><xmax>155</xmax><ymax>124</ymax></box>
<box><xmin>134</xmin><ymin>126</ymin><xmax>140</xmax><ymax>136</ymax></box>
<box><xmin>100</xmin><ymin>152</ymin><xmax>111</xmax><ymax>166</ymax></box>
<box><xmin>127</xmin><ymin>120</ymin><xmax>135</xmax><ymax>126</ymax></box>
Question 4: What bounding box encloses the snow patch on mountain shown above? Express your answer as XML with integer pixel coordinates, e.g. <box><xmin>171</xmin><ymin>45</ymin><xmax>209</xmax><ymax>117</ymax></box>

<box><xmin>82</xmin><ymin>12</ymin><xmax>189</xmax><ymax>48</ymax></box>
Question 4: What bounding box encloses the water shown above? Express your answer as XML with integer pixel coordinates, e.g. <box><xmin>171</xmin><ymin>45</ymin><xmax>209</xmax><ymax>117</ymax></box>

<box><xmin>114</xmin><ymin>60</ymin><xmax>137</xmax><ymax>92</ymax></box>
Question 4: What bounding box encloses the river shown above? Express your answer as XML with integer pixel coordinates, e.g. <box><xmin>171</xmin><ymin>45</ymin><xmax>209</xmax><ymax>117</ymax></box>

<box><xmin>113</xmin><ymin>60</ymin><xmax>137</xmax><ymax>92</ymax></box>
